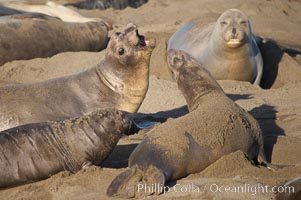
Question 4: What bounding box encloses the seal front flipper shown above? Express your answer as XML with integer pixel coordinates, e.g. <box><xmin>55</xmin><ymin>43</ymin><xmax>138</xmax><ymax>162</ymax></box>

<box><xmin>107</xmin><ymin>165</ymin><xmax>165</xmax><ymax>198</ymax></box>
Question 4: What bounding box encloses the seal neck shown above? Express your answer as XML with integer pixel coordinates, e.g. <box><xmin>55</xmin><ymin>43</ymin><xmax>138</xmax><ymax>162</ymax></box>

<box><xmin>177</xmin><ymin>66</ymin><xmax>224</xmax><ymax>112</ymax></box>
<box><xmin>96</xmin><ymin>60</ymin><xmax>149</xmax><ymax>114</ymax></box>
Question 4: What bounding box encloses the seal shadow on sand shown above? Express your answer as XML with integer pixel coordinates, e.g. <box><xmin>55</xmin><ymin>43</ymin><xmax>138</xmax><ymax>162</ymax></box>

<box><xmin>258</xmin><ymin>37</ymin><xmax>301</xmax><ymax>89</ymax></box>
<box><xmin>249</xmin><ymin>104</ymin><xmax>285</xmax><ymax>163</ymax></box>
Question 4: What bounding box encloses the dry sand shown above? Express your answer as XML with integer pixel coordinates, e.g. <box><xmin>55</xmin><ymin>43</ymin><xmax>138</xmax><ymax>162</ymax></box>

<box><xmin>0</xmin><ymin>0</ymin><xmax>301</xmax><ymax>199</ymax></box>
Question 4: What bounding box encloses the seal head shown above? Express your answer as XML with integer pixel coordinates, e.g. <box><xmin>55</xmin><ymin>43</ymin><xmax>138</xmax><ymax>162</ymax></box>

<box><xmin>167</xmin><ymin>49</ymin><xmax>223</xmax><ymax>111</ymax></box>
<box><xmin>214</xmin><ymin>9</ymin><xmax>251</xmax><ymax>50</ymax></box>
<box><xmin>100</xmin><ymin>23</ymin><xmax>156</xmax><ymax>113</ymax></box>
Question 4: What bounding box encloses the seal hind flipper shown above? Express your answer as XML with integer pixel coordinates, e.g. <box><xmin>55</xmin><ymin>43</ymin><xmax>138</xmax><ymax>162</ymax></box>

<box><xmin>107</xmin><ymin>165</ymin><xmax>165</xmax><ymax>198</ymax></box>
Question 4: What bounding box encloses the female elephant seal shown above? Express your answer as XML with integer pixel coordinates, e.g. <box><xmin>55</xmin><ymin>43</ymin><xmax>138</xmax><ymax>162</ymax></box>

<box><xmin>0</xmin><ymin>13</ymin><xmax>110</xmax><ymax>66</ymax></box>
<box><xmin>0</xmin><ymin>23</ymin><xmax>156</xmax><ymax>131</ymax></box>
<box><xmin>107</xmin><ymin>49</ymin><xmax>266</xmax><ymax>198</ymax></box>
<box><xmin>0</xmin><ymin>108</ymin><xmax>132</xmax><ymax>188</ymax></box>
<box><xmin>168</xmin><ymin>9</ymin><xmax>263</xmax><ymax>85</ymax></box>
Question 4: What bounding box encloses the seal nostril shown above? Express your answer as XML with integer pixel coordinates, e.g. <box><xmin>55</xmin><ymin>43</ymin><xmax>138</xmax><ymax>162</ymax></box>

<box><xmin>232</xmin><ymin>28</ymin><xmax>236</xmax><ymax>35</ymax></box>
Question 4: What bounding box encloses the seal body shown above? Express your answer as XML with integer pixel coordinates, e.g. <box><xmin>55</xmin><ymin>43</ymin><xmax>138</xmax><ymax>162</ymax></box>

<box><xmin>1</xmin><ymin>1</ymin><xmax>108</xmax><ymax>23</ymax></box>
<box><xmin>0</xmin><ymin>23</ymin><xmax>156</xmax><ymax>131</ymax></box>
<box><xmin>0</xmin><ymin>108</ymin><xmax>132</xmax><ymax>188</ymax></box>
<box><xmin>107</xmin><ymin>49</ymin><xmax>266</xmax><ymax>198</ymax></box>
<box><xmin>0</xmin><ymin>13</ymin><xmax>109</xmax><ymax>66</ymax></box>
<box><xmin>168</xmin><ymin>9</ymin><xmax>263</xmax><ymax>85</ymax></box>
<box><xmin>67</xmin><ymin>0</ymin><xmax>148</xmax><ymax>10</ymax></box>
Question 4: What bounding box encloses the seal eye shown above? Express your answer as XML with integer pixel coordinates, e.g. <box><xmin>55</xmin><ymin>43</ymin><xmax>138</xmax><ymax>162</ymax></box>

<box><xmin>118</xmin><ymin>48</ymin><xmax>125</xmax><ymax>56</ymax></box>
<box><xmin>221</xmin><ymin>21</ymin><xmax>228</xmax><ymax>26</ymax></box>
<box><xmin>240</xmin><ymin>21</ymin><xmax>247</xmax><ymax>26</ymax></box>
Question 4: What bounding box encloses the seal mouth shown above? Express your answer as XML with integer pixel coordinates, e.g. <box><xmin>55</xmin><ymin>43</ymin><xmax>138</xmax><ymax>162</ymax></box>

<box><xmin>137</xmin><ymin>32</ymin><xmax>147</xmax><ymax>48</ymax></box>
<box><xmin>118</xmin><ymin>23</ymin><xmax>156</xmax><ymax>50</ymax></box>
<box><xmin>227</xmin><ymin>38</ymin><xmax>241</xmax><ymax>45</ymax></box>
<box><xmin>135</xmin><ymin>30</ymin><xmax>156</xmax><ymax>50</ymax></box>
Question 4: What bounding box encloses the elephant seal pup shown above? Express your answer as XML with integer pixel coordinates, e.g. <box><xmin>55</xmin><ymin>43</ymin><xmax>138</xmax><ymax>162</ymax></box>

<box><xmin>0</xmin><ymin>108</ymin><xmax>132</xmax><ymax>188</ymax></box>
<box><xmin>168</xmin><ymin>9</ymin><xmax>263</xmax><ymax>85</ymax></box>
<box><xmin>0</xmin><ymin>13</ymin><xmax>110</xmax><ymax>66</ymax></box>
<box><xmin>107</xmin><ymin>49</ymin><xmax>266</xmax><ymax>198</ymax></box>
<box><xmin>0</xmin><ymin>23</ymin><xmax>155</xmax><ymax>131</ymax></box>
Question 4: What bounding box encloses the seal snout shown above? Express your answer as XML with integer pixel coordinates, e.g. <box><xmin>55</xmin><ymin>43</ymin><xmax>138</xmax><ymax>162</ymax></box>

<box><xmin>118</xmin><ymin>23</ymin><xmax>156</xmax><ymax>50</ymax></box>
<box><xmin>167</xmin><ymin>49</ymin><xmax>189</xmax><ymax>80</ymax></box>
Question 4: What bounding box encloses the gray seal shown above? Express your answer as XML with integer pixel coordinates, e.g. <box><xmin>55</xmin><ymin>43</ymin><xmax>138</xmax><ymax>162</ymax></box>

<box><xmin>0</xmin><ymin>108</ymin><xmax>132</xmax><ymax>188</ymax></box>
<box><xmin>168</xmin><ymin>9</ymin><xmax>263</xmax><ymax>85</ymax></box>
<box><xmin>0</xmin><ymin>23</ymin><xmax>156</xmax><ymax>131</ymax></box>
<box><xmin>0</xmin><ymin>13</ymin><xmax>110</xmax><ymax>66</ymax></box>
<box><xmin>107</xmin><ymin>49</ymin><xmax>266</xmax><ymax>198</ymax></box>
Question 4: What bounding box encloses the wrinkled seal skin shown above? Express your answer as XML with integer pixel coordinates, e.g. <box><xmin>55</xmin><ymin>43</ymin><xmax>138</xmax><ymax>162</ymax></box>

<box><xmin>107</xmin><ymin>49</ymin><xmax>266</xmax><ymax>198</ymax></box>
<box><xmin>0</xmin><ymin>13</ymin><xmax>110</xmax><ymax>66</ymax></box>
<box><xmin>168</xmin><ymin>9</ymin><xmax>263</xmax><ymax>85</ymax></box>
<box><xmin>0</xmin><ymin>23</ymin><xmax>156</xmax><ymax>131</ymax></box>
<box><xmin>0</xmin><ymin>108</ymin><xmax>132</xmax><ymax>188</ymax></box>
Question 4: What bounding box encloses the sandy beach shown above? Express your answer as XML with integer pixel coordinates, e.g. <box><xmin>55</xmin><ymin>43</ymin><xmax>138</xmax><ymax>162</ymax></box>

<box><xmin>0</xmin><ymin>0</ymin><xmax>301</xmax><ymax>199</ymax></box>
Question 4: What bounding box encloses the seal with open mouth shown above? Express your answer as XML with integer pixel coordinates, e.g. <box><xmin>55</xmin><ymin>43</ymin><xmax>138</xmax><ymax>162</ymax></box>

<box><xmin>0</xmin><ymin>23</ymin><xmax>156</xmax><ymax>131</ymax></box>
<box><xmin>0</xmin><ymin>108</ymin><xmax>132</xmax><ymax>188</ymax></box>
<box><xmin>168</xmin><ymin>9</ymin><xmax>263</xmax><ymax>85</ymax></box>
<box><xmin>107</xmin><ymin>49</ymin><xmax>266</xmax><ymax>198</ymax></box>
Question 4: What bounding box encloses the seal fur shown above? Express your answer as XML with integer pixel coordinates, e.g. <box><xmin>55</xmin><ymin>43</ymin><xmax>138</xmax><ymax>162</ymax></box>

<box><xmin>168</xmin><ymin>9</ymin><xmax>263</xmax><ymax>85</ymax></box>
<box><xmin>107</xmin><ymin>49</ymin><xmax>266</xmax><ymax>198</ymax></box>
<box><xmin>0</xmin><ymin>13</ymin><xmax>110</xmax><ymax>66</ymax></box>
<box><xmin>0</xmin><ymin>108</ymin><xmax>131</xmax><ymax>188</ymax></box>
<box><xmin>0</xmin><ymin>23</ymin><xmax>156</xmax><ymax>131</ymax></box>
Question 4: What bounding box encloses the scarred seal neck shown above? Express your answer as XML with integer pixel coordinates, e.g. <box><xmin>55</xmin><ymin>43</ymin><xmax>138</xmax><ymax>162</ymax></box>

<box><xmin>96</xmin><ymin>59</ymin><xmax>150</xmax><ymax>114</ymax></box>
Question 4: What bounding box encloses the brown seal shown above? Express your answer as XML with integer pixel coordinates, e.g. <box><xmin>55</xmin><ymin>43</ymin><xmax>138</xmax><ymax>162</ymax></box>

<box><xmin>0</xmin><ymin>23</ymin><xmax>156</xmax><ymax>131</ymax></box>
<box><xmin>0</xmin><ymin>108</ymin><xmax>132</xmax><ymax>188</ymax></box>
<box><xmin>0</xmin><ymin>13</ymin><xmax>110</xmax><ymax>66</ymax></box>
<box><xmin>168</xmin><ymin>9</ymin><xmax>263</xmax><ymax>85</ymax></box>
<box><xmin>107</xmin><ymin>49</ymin><xmax>266</xmax><ymax>198</ymax></box>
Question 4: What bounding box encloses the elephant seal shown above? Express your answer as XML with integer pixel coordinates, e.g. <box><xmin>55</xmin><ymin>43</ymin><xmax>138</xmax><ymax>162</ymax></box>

<box><xmin>67</xmin><ymin>0</ymin><xmax>148</xmax><ymax>10</ymax></box>
<box><xmin>0</xmin><ymin>13</ymin><xmax>110</xmax><ymax>66</ymax></box>
<box><xmin>1</xmin><ymin>1</ymin><xmax>110</xmax><ymax>24</ymax></box>
<box><xmin>0</xmin><ymin>23</ymin><xmax>156</xmax><ymax>131</ymax></box>
<box><xmin>0</xmin><ymin>108</ymin><xmax>132</xmax><ymax>188</ymax></box>
<box><xmin>168</xmin><ymin>9</ymin><xmax>263</xmax><ymax>85</ymax></box>
<box><xmin>107</xmin><ymin>49</ymin><xmax>266</xmax><ymax>198</ymax></box>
